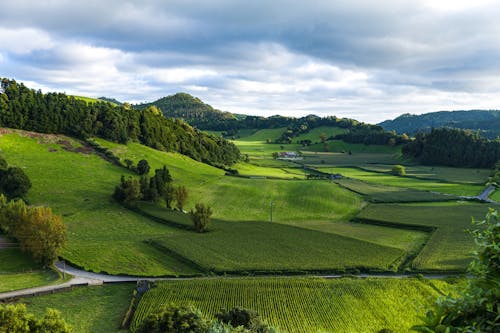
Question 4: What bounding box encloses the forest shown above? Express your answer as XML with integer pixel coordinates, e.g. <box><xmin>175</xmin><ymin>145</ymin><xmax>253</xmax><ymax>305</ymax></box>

<box><xmin>0</xmin><ymin>79</ymin><xmax>240</xmax><ymax>167</ymax></box>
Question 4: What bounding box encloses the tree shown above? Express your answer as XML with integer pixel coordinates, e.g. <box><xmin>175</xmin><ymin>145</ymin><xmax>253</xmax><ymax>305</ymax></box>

<box><xmin>0</xmin><ymin>167</ymin><xmax>32</xmax><ymax>199</ymax></box>
<box><xmin>190</xmin><ymin>203</ymin><xmax>213</xmax><ymax>233</ymax></box>
<box><xmin>272</xmin><ymin>152</ymin><xmax>279</xmax><ymax>159</ymax></box>
<box><xmin>136</xmin><ymin>159</ymin><xmax>150</xmax><ymax>175</ymax></box>
<box><xmin>412</xmin><ymin>209</ymin><xmax>499</xmax><ymax>333</ymax></box>
<box><xmin>164</xmin><ymin>183</ymin><xmax>175</xmax><ymax>209</ymax></box>
<box><xmin>15</xmin><ymin>206</ymin><xmax>67</xmax><ymax>266</ymax></box>
<box><xmin>114</xmin><ymin>176</ymin><xmax>142</xmax><ymax>204</ymax></box>
<box><xmin>135</xmin><ymin>304</ymin><xmax>207</xmax><ymax>333</ymax></box>
<box><xmin>175</xmin><ymin>186</ymin><xmax>188</xmax><ymax>211</ymax></box>
<box><xmin>0</xmin><ymin>304</ymin><xmax>71</xmax><ymax>333</ymax></box>
<box><xmin>124</xmin><ymin>158</ymin><xmax>133</xmax><ymax>169</ymax></box>
<box><xmin>391</xmin><ymin>165</ymin><xmax>406</xmax><ymax>176</ymax></box>
<box><xmin>319</xmin><ymin>133</ymin><xmax>327</xmax><ymax>143</ymax></box>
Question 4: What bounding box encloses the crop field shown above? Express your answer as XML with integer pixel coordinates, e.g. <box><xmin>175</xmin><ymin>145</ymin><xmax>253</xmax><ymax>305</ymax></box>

<box><xmin>0</xmin><ymin>131</ymin><xmax>194</xmax><ymax>276</ymax></box>
<box><xmin>131</xmin><ymin>277</ymin><xmax>456</xmax><ymax>333</ymax></box>
<box><xmin>22</xmin><ymin>284</ymin><xmax>134</xmax><ymax>333</ymax></box>
<box><xmin>335</xmin><ymin>178</ymin><xmax>456</xmax><ymax>203</ymax></box>
<box><xmin>360</xmin><ymin>164</ymin><xmax>491</xmax><ymax>184</ymax></box>
<box><xmin>0</xmin><ymin>248</ymin><xmax>62</xmax><ymax>292</ymax></box>
<box><xmin>357</xmin><ymin>202</ymin><xmax>498</xmax><ymax>271</ymax></box>
<box><xmin>319</xmin><ymin>167</ymin><xmax>483</xmax><ymax>196</ymax></box>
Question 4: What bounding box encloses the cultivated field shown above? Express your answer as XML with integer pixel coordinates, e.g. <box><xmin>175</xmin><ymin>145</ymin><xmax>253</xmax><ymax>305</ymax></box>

<box><xmin>131</xmin><ymin>277</ymin><xmax>458</xmax><ymax>333</ymax></box>
<box><xmin>357</xmin><ymin>202</ymin><xmax>498</xmax><ymax>271</ymax></box>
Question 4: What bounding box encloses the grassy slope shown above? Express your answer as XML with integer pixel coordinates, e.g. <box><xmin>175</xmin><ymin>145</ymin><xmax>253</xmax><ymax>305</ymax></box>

<box><xmin>0</xmin><ymin>131</ymin><xmax>198</xmax><ymax>276</ymax></box>
<box><xmin>22</xmin><ymin>284</ymin><xmax>134</xmax><ymax>333</ymax></box>
<box><xmin>236</xmin><ymin>128</ymin><xmax>286</xmax><ymax>142</ymax></box>
<box><xmin>0</xmin><ymin>248</ymin><xmax>62</xmax><ymax>292</ymax></box>
<box><xmin>292</xmin><ymin>126</ymin><xmax>347</xmax><ymax>143</ymax></box>
<box><xmin>491</xmin><ymin>189</ymin><xmax>500</xmax><ymax>201</ymax></box>
<box><xmin>357</xmin><ymin>202</ymin><xmax>498</xmax><ymax>271</ymax></box>
<box><xmin>301</xmin><ymin>150</ymin><xmax>402</xmax><ymax>167</ymax></box>
<box><xmin>307</xmin><ymin>140</ymin><xmax>401</xmax><ymax>154</ymax></box>
<box><xmin>320</xmin><ymin>167</ymin><xmax>483</xmax><ymax>196</ymax></box>
<box><xmin>132</xmin><ymin>277</ymin><xmax>456</xmax><ymax>333</ymax></box>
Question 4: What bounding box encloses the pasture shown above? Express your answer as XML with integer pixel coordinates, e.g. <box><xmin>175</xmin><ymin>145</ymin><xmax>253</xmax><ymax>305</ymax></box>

<box><xmin>291</xmin><ymin>126</ymin><xmax>347</xmax><ymax>143</ymax></box>
<box><xmin>131</xmin><ymin>277</ymin><xmax>457</xmax><ymax>333</ymax></box>
<box><xmin>22</xmin><ymin>284</ymin><xmax>134</xmax><ymax>333</ymax></box>
<box><xmin>320</xmin><ymin>167</ymin><xmax>483</xmax><ymax>196</ymax></box>
<box><xmin>0</xmin><ymin>248</ymin><xmax>62</xmax><ymax>292</ymax></box>
<box><xmin>357</xmin><ymin>202</ymin><xmax>497</xmax><ymax>271</ymax></box>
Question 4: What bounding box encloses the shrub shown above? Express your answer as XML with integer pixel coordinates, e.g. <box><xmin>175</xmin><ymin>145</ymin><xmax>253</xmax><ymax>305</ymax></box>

<box><xmin>190</xmin><ymin>203</ymin><xmax>213</xmax><ymax>233</ymax></box>
<box><xmin>391</xmin><ymin>165</ymin><xmax>406</xmax><ymax>176</ymax></box>
<box><xmin>135</xmin><ymin>304</ymin><xmax>207</xmax><ymax>333</ymax></box>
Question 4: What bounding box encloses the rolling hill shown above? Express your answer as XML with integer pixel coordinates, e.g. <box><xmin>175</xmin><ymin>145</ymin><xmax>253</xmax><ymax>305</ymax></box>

<box><xmin>379</xmin><ymin>110</ymin><xmax>500</xmax><ymax>138</ymax></box>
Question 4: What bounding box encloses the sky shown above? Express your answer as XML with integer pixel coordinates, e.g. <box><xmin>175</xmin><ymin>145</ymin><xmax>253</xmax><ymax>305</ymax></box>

<box><xmin>0</xmin><ymin>0</ymin><xmax>499</xmax><ymax>123</ymax></box>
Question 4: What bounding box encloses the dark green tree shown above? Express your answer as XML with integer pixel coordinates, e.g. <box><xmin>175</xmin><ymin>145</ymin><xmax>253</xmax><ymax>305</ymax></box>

<box><xmin>0</xmin><ymin>167</ymin><xmax>32</xmax><ymax>199</ymax></box>
<box><xmin>135</xmin><ymin>304</ymin><xmax>206</xmax><ymax>333</ymax></box>
<box><xmin>0</xmin><ymin>304</ymin><xmax>71</xmax><ymax>333</ymax></box>
<box><xmin>136</xmin><ymin>159</ymin><xmax>150</xmax><ymax>175</ymax></box>
<box><xmin>164</xmin><ymin>183</ymin><xmax>175</xmax><ymax>209</ymax></box>
<box><xmin>114</xmin><ymin>176</ymin><xmax>142</xmax><ymax>204</ymax></box>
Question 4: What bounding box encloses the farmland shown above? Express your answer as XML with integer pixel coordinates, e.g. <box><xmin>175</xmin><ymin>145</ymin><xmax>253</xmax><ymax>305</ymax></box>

<box><xmin>319</xmin><ymin>167</ymin><xmax>483</xmax><ymax>196</ymax></box>
<box><xmin>357</xmin><ymin>202</ymin><xmax>498</xmax><ymax>271</ymax></box>
<box><xmin>131</xmin><ymin>277</ymin><xmax>458</xmax><ymax>333</ymax></box>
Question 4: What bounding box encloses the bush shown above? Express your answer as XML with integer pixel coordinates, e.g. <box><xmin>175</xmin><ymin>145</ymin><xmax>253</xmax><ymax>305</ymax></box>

<box><xmin>136</xmin><ymin>159</ymin><xmax>150</xmax><ymax>175</ymax></box>
<box><xmin>0</xmin><ymin>304</ymin><xmax>71</xmax><ymax>333</ymax></box>
<box><xmin>391</xmin><ymin>165</ymin><xmax>406</xmax><ymax>176</ymax></box>
<box><xmin>135</xmin><ymin>304</ymin><xmax>207</xmax><ymax>333</ymax></box>
<box><xmin>190</xmin><ymin>203</ymin><xmax>213</xmax><ymax>233</ymax></box>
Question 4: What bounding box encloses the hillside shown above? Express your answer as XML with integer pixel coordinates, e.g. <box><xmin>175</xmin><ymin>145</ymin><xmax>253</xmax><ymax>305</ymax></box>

<box><xmin>379</xmin><ymin>110</ymin><xmax>500</xmax><ymax>138</ymax></box>
<box><xmin>135</xmin><ymin>93</ymin><xmax>240</xmax><ymax>130</ymax></box>
<box><xmin>0</xmin><ymin>78</ymin><xmax>239</xmax><ymax>166</ymax></box>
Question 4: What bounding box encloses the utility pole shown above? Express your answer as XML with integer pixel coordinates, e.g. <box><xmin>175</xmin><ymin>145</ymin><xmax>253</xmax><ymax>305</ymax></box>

<box><xmin>270</xmin><ymin>201</ymin><xmax>274</xmax><ymax>223</ymax></box>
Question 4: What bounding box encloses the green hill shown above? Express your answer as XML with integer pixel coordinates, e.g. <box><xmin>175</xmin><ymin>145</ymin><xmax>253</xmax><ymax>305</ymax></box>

<box><xmin>379</xmin><ymin>110</ymin><xmax>500</xmax><ymax>139</ymax></box>
<box><xmin>135</xmin><ymin>93</ymin><xmax>240</xmax><ymax>130</ymax></box>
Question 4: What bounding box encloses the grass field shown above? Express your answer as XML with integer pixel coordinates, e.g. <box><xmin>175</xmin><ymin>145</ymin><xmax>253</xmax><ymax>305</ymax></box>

<box><xmin>236</xmin><ymin>128</ymin><xmax>287</xmax><ymax>142</ymax></box>
<box><xmin>357</xmin><ymin>202</ymin><xmax>498</xmax><ymax>271</ymax></box>
<box><xmin>292</xmin><ymin>126</ymin><xmax>347</xmax><ymax>144</ymax></box>
<box><xmin>301</xmin><ymin>151</ymin><xmax>403</xmax><ymax>167</ymax></box>
<box><xmin>361</xmin><ymin>164</ymin><xmax>491</xmax><ymax>184</ymax></box>
<box><xmin>233</xmin><ymin>162</ymin><xmax>305</xmax><ymax>179</ymax></box>
<box><xmin>21</xmin><ymin>284</ymin><xmax>134</xmax><ymax>333</ymax></box>
<box><xmin>0</xmin><ymin>131</ymin><xmax>194</xmax><ymax>276</ymax></box>
<box><xmin>491</xmin><ymin>189</ymin><xmax>500</xmax><ymax>201</ymax></box>
<box><xmin>131</xmin><ymin>277</ymin><xmax>456</xmax><ymax>333</ymax></box>
<box><xmin>335</xmin><ymin>178</ymin><xmax>456</xmax><ymax>203</ymax></box>
<box><xmin>139</xmin><ymin>203</ymin><xmax>404</xmax><ymax>273</ymax></box>
<box><xmin>94</xmin><ymin>138</ymin><xmax>363</xmax><ymax>224</ymax></box>
<box><xmin>307</xmin><ymin>140</ymin><xmax>401</xmax><ymax>154</ymax></box>
<box><xmin>0</xmin><ymin>248</ymin><xmax>62</xmax><ymax>292</ymax></box>
<box><xmin>319</xmin><ymin>167</ymin><xmax>483</xmax><ymax>196</ymax></box>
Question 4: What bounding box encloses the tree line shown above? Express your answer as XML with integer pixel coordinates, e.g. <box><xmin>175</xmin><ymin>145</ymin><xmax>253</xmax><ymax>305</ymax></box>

<box><xmin>402</xmin><ymin>128</ymin><xmax>500</xmax><ymax>168</ymax></box>
<box><xmin>0</xmin><ymin>79</ymin><xmax>240</xmax><ymax>167</ymax></box>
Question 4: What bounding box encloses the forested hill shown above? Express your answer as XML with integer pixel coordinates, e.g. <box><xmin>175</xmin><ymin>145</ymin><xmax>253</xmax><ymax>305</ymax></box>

<box><xmin>135</xmin><ymin>93</ymin><xmax>241</xmax><ymax>130</ymax></box>
<box><xmin>0</xmin><ymin>78</ymin><xmax>240</xmax><ymax>166</ymax></box>
<box><xmin>379</xmin><ymin>110</ymin><xmax>500</xmax><ymax>139</ymax></box>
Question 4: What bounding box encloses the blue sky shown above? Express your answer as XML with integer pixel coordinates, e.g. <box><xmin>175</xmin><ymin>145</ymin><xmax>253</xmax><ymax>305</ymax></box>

<box><xmin>1</xmin><ymin>0</ymin><xmax>499</xmax><ymax>123</ymax></box>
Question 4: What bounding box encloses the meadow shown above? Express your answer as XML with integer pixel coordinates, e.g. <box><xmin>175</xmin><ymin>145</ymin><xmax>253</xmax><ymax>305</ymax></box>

<box><xmin>22</xmin><ymin>284</ymin><xmax>134</xmax><ymax>333</ymax></box>
<box><xmin>131</xmin><ymin>277</ymin><xmax>457</xmax><ymax>333</ymax></box>
<box><xmin>319</xmin><ymin>167</ymin><xmax>483</xmax><ymax>196</ymax></box>
<box><xmin>357</xmin><ymin>202</ymin><xmax>497</xmax><ymax>271</ymax></box>
<box><xmin>0</xmin><ymin>131</ymin><xmax>191</xmax><ymax>276</ymax></box>
<box><xmin>291</xmin><ymin>126</ymin><xmax>347</xmax><ymax>143</ymax></box>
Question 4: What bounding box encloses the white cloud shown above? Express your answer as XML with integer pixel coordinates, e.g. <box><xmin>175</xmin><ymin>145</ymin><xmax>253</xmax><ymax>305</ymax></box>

<box><xmin>0</xmin><ymin>27</ymin><xmax>54</xmax><ymax>54</ymax></box>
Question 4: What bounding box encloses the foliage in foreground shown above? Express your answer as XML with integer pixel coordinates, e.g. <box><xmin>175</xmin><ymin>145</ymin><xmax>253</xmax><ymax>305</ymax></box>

<box><xmin>0</xmin><ymin>303</ymin><xmax>71</xmax><ymax>333</ymax></box>
<box><xmin>412</xmin><ymin>209</ymin><xmax>499</xmax><ymax>332</ymax></box>
<box><xmin>135</xmin><ymin>304</ymin><xmax>278</xmax><ymax>333</ymax></box>
<box><xmin>0</xmin><ymin>195</ymin><xmax>66</xmax><ymax>266</ymax></box>
<box><xmin>190</xmin><ymin>203</ymin><xmax>213</xmax><ymax>232</ymax></box>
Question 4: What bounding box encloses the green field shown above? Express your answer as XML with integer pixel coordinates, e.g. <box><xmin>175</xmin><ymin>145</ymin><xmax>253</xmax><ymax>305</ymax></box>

<box><xmin>335</xmin><ymin>178</ymin><xmax>456</xmax><ymax>203</ymax></box>
<box><xmin>0</xmin><ymin>248</ymin><xmax>62</xmax><ymax>292</ymax></box>
<box><xmin>301</xmin><ymin>151</ymin><xmax>402</xmax><ymax>167</ymax></box>
<box><xmin>236</xmin><ymin>128</ymin><xmax>287</xmax><ymax>142</ymax></box>
<box><xmin>21</xmin><ymin>284</ymin><xmax>134</xmax><ymax>333</ymax></box>
<box><xmin>307</xmin><ymin>140</ymin><xmax>401</xmax><ymax>154</ymax></box>
<box><xmin>491</xmin><ymin>189</ymin><xmax>500</xmax><ymax>201</ymax></box>
<box><xmin>292</xmin><ymin>126</ymin><xmax>347</xmax><ymax>143</ymax></box>
<box><xmin>361</xmin><ymin>164</ymin><xmax>491</xmax><ymax>184</ymax></box>
<box><xmin>131</xmin><ymin>277</ymin><xmax>456</xmax><ymax>333</ymax></box>
<box><xmin>320</xmin><ymin>167</ymin><xmax>483</xmax><ymax>196</ymax></box>
<box><xmin>0</xmin><ymin>131</ymin><xmax>191</xmax><ymax>276</ymax></box>
<box><xmin>357</xmin><ymin>202</ymin><xmax>497</xmax><ymax>271</ymax></box>
<box><xmin>139</xmin><ymin>203</ymin><xmax>404</xmax><ymax>273</ymax></box>
<box><xmin>233</xmin><ymin>162</ymin><xmax>305</xmax><ymax>179</ymax></box>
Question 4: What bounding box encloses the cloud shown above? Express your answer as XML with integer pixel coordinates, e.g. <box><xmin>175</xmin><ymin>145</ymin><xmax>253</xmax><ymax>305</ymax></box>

<box><xmin>1</xmin><ymin>0</ymin><xmax>500</xmax><ymax>122</ymax></box>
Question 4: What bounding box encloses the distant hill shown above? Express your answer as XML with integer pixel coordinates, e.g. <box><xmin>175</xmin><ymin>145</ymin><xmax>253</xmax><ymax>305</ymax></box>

<box><xmin>379</xmin><ymin>110</ymin><xmax>500</xmax><ymax>139</ymax></box>
<box><xmin>135</xmin><ymin>93</ymin><xmax>241</xmax><ymax>130</ymax></box>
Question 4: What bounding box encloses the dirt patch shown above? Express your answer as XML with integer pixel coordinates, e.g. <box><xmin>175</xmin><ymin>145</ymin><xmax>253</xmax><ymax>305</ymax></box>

<box><xmin>48</xmin><ymin>147</ymin><xmax>58</xmax><ymax>152</ymax></box>
<box><xmin>57</xmin><ymin>139</ymin><xmax>93</xmax><ymax>154</ymax></box>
